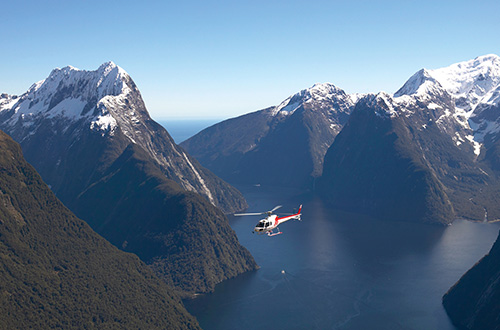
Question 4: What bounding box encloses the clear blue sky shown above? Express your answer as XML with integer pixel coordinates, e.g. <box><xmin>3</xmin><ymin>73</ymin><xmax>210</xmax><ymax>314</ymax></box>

<box><xmin>1</xmin><ymin>0</ymin><xmax>499</xmax><ymax>119</ymax></box>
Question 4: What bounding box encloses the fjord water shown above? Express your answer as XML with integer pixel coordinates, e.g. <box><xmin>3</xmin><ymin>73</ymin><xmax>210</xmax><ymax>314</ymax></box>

<box><xmin>184</xmin><ymin>185</ymin><xmax>500</xmax><ymax>330</ymax></box>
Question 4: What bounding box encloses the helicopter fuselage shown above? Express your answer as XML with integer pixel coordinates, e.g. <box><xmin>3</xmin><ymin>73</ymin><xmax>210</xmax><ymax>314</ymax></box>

<box><xmin>253</xmin><ymin>211</ymin><xmax>301</xmax><ymax>235</ymax></box>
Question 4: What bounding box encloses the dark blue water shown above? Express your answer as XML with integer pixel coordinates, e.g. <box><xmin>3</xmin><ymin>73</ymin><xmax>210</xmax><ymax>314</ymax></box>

<box><xmin>185</xmin><ymin>185</ymin><xmax>500</xmax><ymax>330</ymax></box>
<box><xmin>157</xmin><ymin>119</ymin><xmax>222</xmax><ymax>143</ymax></box>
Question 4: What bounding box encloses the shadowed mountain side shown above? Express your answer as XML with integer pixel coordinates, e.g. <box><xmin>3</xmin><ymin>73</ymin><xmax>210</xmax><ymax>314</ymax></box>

<box><xmin>181</xmin><ymin>83</ymin><xmax>355</xmax><ymax>189</ymax></box>
<box><xmin>443</xmin><ymin>229</ymin><xmax>500</xmax><ymax>330</ymax></box>
<box><xmin>318</xmin><ymin>97</ymin><xmax>455</xmax><ymax>225</ymax></box>
<box><xmin>73</xmin><ymin>141</ymin><xmax>257</xmax><ymax>296</ymax></box>
<box><xmin>4</xmin><ymin>120</ymin><xmax>256</xmax><ymax>297</ymax></box>
<box><xmin>181</xmin><ymin>107</ymin><xmax>338</xmax><ymax>188</ymax></box>
<box><xmin>319</xmin><ymin>86</ymin><xmax>500</xmax><ymax>224</ymax></box>
<box><xmin>0</xmin><ymin>130</ymin><xmax>199</xmax><ymax>329</ymax></box>
<box><xmin>180</xmin><ymin>108</ymin><xmax>274</xmax><ymax>183</ymax></box>
<box><xmin>234</xmin><ymin>108</ymin><xmax>315</xmax><ymax>187</ymax></box>
<box><xmin>484</xmin><ymin>126</ymin><xmax>500</xmax><ymax>172</ymax></box>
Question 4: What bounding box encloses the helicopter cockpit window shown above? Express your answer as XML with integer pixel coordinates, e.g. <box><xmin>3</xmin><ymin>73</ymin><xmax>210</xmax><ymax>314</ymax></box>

<box><xmin>257</xmin><ymin>222</ymin><xmax>265</xmax><ymax>228</ymax></box>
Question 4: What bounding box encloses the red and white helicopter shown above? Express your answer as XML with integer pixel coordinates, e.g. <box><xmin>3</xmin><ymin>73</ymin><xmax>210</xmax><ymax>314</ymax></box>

<box><xmin>235</xmin><ymin>205</ymin><xmax>302</xmax><ymax>236</ymax></box>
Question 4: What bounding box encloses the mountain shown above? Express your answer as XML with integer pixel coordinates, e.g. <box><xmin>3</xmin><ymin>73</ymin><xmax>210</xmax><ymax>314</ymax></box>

<box><xmin>0</xmin><ymin>62</ymin><xmax>245</xmax><ymax>214</ymax></box>
<box><xmin>0</xmin><ymin>130</ymin><xmax>200</xmax><ymax>329</ymax></box>
<box><xmin>319</xmin><ymin>55</ymin><xmax>500</xmax><ymax>224</ymax></box>
<box><xmin>395</xmin><ymin>54</ymin><xmax>500</xmax><ymax>149</ymax></box>
<box><xmin>181</xmin><ymin>83</ymin><xmax>357</xmax><ymax>188</ymax></box>
<box><xmin>318</xmin><ymin>93</ymin><xmax>456</xmax><ymax>224</ymax></box>
<box><xmin>443</xmin><ymin>229</ymin><xmax>500</xmax><ymax>329</ymax></box>
<box><xmin>0</xmin><ymin>63</ymin><xmax>257</xmax><ymax>296</ymax></box>
<box><xmin>395</xmin><ymin>54</ymin><xmax>500</xmax><ymax>172</ymax></box>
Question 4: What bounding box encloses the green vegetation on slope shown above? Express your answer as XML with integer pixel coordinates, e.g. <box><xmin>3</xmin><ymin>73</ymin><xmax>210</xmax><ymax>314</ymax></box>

<box><xmin>0</xmin><ymin>130</ymin><xmax>200</xmax><ymax>329</ymax></box>
<box><xmin>73</xmin><ymin>139</ymin><xmax>258</xmax><ymax>296</ymax></box>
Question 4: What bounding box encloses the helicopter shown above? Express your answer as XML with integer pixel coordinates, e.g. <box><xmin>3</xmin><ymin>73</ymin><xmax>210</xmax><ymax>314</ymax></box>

<box><xmin>234</xmin><ymin>205</ymin><xmax>302</xmax><ymax>236</ymax></box>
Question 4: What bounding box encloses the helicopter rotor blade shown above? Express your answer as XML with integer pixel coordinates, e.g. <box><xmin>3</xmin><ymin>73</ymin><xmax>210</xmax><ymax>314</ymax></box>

<box><xmin>270</xmin><ymin>205</ymin><xmax>282</xmax><ymax>212</ymax></box>
<box><xmin>234</xmin><ymin>212</ymin><xmax>265</xmax><ymax>216</ymax></box>
<box><xmin>234</xmin><ymin>205</ymin><xmax>283</xmax><ymax>216</ymax></box>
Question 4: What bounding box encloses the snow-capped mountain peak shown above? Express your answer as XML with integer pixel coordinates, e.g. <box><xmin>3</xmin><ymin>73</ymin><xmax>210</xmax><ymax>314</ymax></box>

<box><xmin>394</xmin><ymin>69</ymin><xmax>443</xmax><ymax>97</ymax></box>
<box><xmin>273</xmin><ymin>82</ymin><xmax>352</xmax><ymax>116</ymax></box>
<box><xmin>98</xmin><ymin>60</ymin><xmax>119</xmax><ymax>73</ymax></box>
<box><xmin>0</xmin><ymin>62</ymin><xmax>246</xmax><ymax>213</ymax></box>
<box><xmin>393</xmin><ymin>54</ymin><xmax>500</xmax><ymax>153</ymax></box>
<box><xmin>0</xmin><ymin>61</ymin><xmax>136</xmax><ymax>134</ymax></box>
<box><xmin>428</xmin><ymin>54</ymin><xmax>500</xmax><ymax>110</ymax></box>
<box><xmin>396</xmin><ymin>54</ymin><xmax>500</xmax><ymax>111</ymax></box>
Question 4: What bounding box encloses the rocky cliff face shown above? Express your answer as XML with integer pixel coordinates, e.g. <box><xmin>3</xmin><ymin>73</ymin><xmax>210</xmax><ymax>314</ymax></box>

<box><xmin>443</xmin><ymin>229</ymin><xmax>500</xmax><ymax>330</ymax></box>
<box><xmin>181</xmin><ymin>83</ymin><xmax>356</xmax><ymax>188</ymax></box>
<box><xmin>0</xmin><ymin>130</ymin><xmax>200</xmax><ymax>329</ymax></box>
<box><xmin>0</xmin><ymin>63</ymin><xmax>257</xmax><ymax>296</ymax></box>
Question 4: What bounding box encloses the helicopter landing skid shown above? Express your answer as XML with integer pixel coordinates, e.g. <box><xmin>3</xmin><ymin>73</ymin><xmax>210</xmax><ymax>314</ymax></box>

<box><xmin>268</xmin><ymin>230</ymin><xmax>283</xmax><ymax>237</ymax></box>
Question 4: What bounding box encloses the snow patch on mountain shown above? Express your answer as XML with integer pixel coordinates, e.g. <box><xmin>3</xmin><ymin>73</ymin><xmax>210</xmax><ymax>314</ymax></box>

<box><xmin>181</xmin><ymin>151</ymin><xmax>215</xmax><ymax>205</ymax></box>
<box><xmin>470</xmin><ymin>118</ymin><xmax>500</xmax><ymax>143</ymax></box>
<box><xmin>90</xmin><ymin>113</ymin><xmax>118</xmax><ymax>134</ymax></box>
<box><xmin>377</xmin><ymin>93</ymin><xmax>398</xmax><ymax>117</ymax></box>
<box><xmin>465</xmin><ymin>134</ymin><xmax>482</xmax><ymax>156</ymax></box>
<box><xmin>428</xmin><ymin>54</ymin><xmax>500</xmax><ymax>109</ymax></box>
<box><xmin>0</xmin><ymin>94</ymin><xmax>19</xmax><ymax>110</ymax></box>
<box><xmin>272</xmin><ymin>82</ymin><xmax>353</xmax><ymax>116</ymax></box>
<box><xmin>361</xmin><ymin>92</ymin><xmax>400</xmax><ymax>119</ymax></box>
<box><xmin>451</xmin><ymin>107</ymin><xmax>473</xmax><ymax>129</ymax></box>
<box><xmin>350</xmin><ymin>93</ymin><xmax>368</xmax><ymax>104</ymax></box>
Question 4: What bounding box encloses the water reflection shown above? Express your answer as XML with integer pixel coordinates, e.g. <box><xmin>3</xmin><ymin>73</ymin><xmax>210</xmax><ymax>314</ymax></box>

<box><xmin>184</xmin><ymin>185</ymin><xmax>500</xmax><ymax>330</ymax></box>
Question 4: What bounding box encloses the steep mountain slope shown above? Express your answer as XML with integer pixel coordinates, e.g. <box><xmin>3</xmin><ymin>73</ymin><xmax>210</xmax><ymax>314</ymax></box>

<box><xmin>443</xmin><ymin>229</ymin><xmax>500</xmax><ymax>329</ymax></box>
<box><xmin>0</xmin><ymin>130</ymin><xmax>199</xmax><ymax>329</ymax></box>
<box><xmin>73</xmin><ymin>141</ymin><xmax>257</xmax><ymax>295</ymax></box>
<box><xmin>318</xmin><ymin>94</ymin><xmax>456</xmax><ymax>224</ymax></box>
<box><xmin>319</xmin><ymin>55</ymin><xmax>500</xmax><ymax>224</ymax></box>
<box><xmin>181</xmin><ymin>83</ymin><xmax>356</xmax><ymax>188</ymax></box>
<box><xmin>0</xmin><ymin>63</ymin><xmax>257</xmax><ymax>296</ymax></box>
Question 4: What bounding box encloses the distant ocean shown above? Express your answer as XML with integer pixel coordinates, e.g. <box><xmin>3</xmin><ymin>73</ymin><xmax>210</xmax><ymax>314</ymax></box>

<box><xmin>157</xmin><ymin>119</ymin><xmax>223</xmax><ymax>143</ymax></box>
